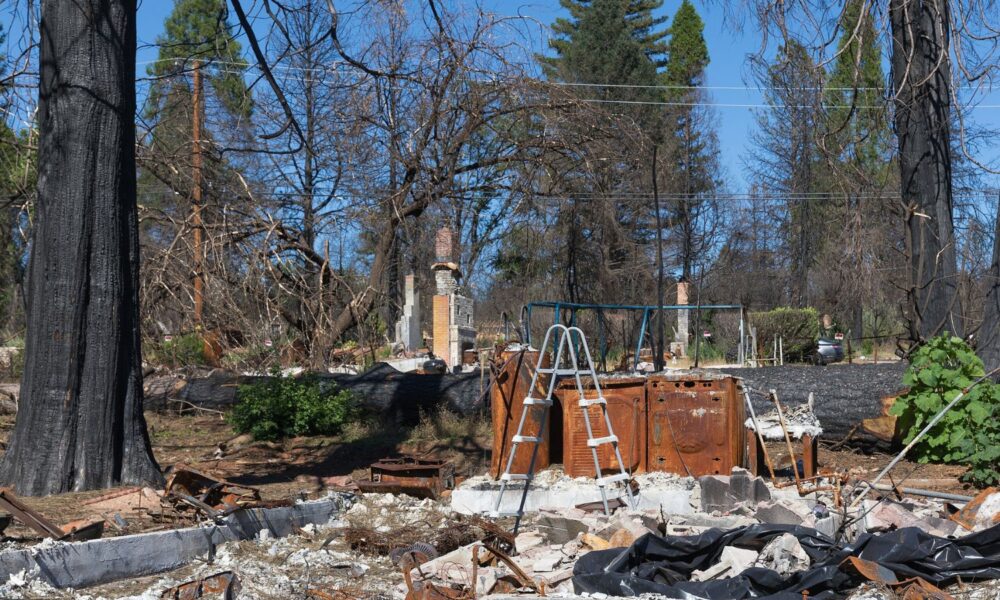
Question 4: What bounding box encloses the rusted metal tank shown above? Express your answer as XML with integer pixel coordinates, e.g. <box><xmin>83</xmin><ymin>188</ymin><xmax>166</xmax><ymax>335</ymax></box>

<box><xmin>558</xmin><ymin>375</ymin><xmax>647</xmax><ymax>477</ymax></box>
<box><xmin>490</xmin><ymin>347</ymin><xmax>551</xmax><ymax>479</ymax></box>
<box><xmin>646</xmin><ymin>373</ymin><xmax>745</xmax><ymax>477</ymax></box>
<box><xmin>356</xmin><ymin>457</ymin><xmax>455</xmax><ymax>499</ymax></box>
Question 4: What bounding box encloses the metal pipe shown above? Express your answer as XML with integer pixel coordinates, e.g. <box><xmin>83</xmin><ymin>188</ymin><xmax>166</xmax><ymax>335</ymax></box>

<box><xmin>870</xmin><ymin>484</ymin><xmax>972</xmax><ymax>503</ymax></box>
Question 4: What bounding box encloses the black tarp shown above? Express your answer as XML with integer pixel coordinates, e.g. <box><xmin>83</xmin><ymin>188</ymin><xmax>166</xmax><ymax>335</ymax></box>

<box><xmin>572</xmin><ymin>523</ymin><xmax>1000</xmax><ymax>599</ymax></box>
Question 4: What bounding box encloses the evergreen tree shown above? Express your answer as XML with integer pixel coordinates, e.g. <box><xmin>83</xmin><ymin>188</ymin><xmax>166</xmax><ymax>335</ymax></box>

<box><xmin>826</xmin><ymin>0</ymin><xmax>890</xmax><ymax>172</ymax></box>
<box><xmin>146</xmin><ymin>0</ymin><xmax>250</xmax><ymax>117</ymax></box>
<box><xmin>140</xmin><ymin>0</ymin><xmax>252</xmax><ymax>331</ymax></box>
<box><xmin>660</xmin><ymin>0</ymin><xmax>719</xmax><ymax>281</ymax></box>
<box><xmin>142</xmin><ymin>0</ymin><xmax>251</xmax><ymax>203</ymax></box>
<box><xmin>823</xmin><ymin>0</ymin><xmax>894</xmax><ymax>344</ymax></box>
<box><xmin>749</xmin><ymin>41</ymin><xmax>828</xmax><ymax>307</ymax></box>
<box><xmin>542</xmin><ymin>0</ymin><xmax>669</xmax><ymax>78</ymax></box>
<box><xmin>662</xmin><ymin>0</ymin><xmax>709</xmax><ymax>93</ymax></box>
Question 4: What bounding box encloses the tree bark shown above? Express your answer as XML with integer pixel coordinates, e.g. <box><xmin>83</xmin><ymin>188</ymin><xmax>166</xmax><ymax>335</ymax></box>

<box><xmin>890</xmin><ymin>0</ymin><xmax>963</xmax><ymax>343</ymax></box>
<box><xmin>0</xmin><ymin>0</ymin><xmax>163</xmax><ymax>495</ymax></box>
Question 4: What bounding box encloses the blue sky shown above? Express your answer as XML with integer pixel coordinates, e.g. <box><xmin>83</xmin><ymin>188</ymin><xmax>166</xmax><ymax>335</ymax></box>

<box><xmin>131</xmin><ymin>1</ymin><xmax>770</xmax><ymax>191</ymax></box>
<box><xmin>11</xmin><ymin>0</ymin><xmax>998</xmax><ymax>191</ymax></box>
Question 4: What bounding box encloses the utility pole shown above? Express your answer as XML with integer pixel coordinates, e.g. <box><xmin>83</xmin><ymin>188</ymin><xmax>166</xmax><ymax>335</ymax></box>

<box><xmin>192</xmin><ymin>61</ymin><xmax>204</xmax><ymax>325</ymax></box>
<box><xmin>653</xmin><ymin>145</ymin><xmax>665</xmax><ymax>372</ymax></box>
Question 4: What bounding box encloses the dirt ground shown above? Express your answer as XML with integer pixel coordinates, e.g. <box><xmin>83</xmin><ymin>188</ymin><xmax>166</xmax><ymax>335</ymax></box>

<box><xmin>0</xmin><ymin>397</ymin><xmax>977</xmax><ymax>544</ymax></box>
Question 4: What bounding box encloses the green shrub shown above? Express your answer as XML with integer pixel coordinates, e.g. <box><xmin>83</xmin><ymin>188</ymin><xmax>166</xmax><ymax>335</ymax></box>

<box><xmin>229</xmin><ymin>372</ymin><xmax>359</xmax><ymax>441</ymax></box>
<box><xmin>890</xmin><ymin>334</ymin><xmax>1000</xmax><ymax>486</ymax></box>
<box><xmin>692</xmin><ymin>341</ymin><xmax>725</xmax><ymax>362</ymax></box>
<box><xmin>149</xmin><ymin>332</ymin><xmax>206</xmax><ymax>367</ymax></box>
<box><xmin>748</xmin><ymin>307</ymin><xmax>820</xmax><ymax>361</ymax></box>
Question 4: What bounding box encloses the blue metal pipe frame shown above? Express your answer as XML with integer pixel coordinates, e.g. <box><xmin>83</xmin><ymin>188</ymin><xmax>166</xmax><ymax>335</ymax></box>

<box><xmin>523</xmin><ymin>301</ymin><xmax>745</xmax><ymax>371</ymax></box>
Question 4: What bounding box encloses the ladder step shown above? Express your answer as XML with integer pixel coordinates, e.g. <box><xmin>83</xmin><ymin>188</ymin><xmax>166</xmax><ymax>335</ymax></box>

<box><xmin>512</xmin><ymin>435</ymin><xmax>543</xmax><ymax>443</ymax></box>
<box><xmin>523</xmin><ymin>397</ymin><xmax>553</xmax><ymax>406</ymax></box>
<box><xmin>588</xmin><ymin>435</ymin><xmax>618</xmax><ymax>447</ymax></box>
<box><xmin>499</xmin><ymin>473</ymin><xmax>531</xmax><ymax>482</ymax></box>
<box><xmin>578</xmin><ymin>397</ymin><xmax>606</xmax><ymax>407</ymax></box>
<box><xmin>536</xmin><ymin>368</ymin><xmax>579</xmax><ymax>375</ymax></box>
<box><xmin>597</xmin><ymin>473</ymin><xmax>631</xmax><ymax>486</ymax></box>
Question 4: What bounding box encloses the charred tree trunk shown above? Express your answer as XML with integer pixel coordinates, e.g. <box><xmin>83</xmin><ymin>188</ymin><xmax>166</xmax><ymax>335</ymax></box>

<box><xmin>890</xmin><ymin>0</ymin><xmax>963</xmax><ymax>344</ymax></box>
<box><xmin>0</xmin><ymin>0</ymin><xmax>163</xmax><ymax>495</ymax></box>
<box><xmin>978</xmin><ymin>195</ymin><xmax>1000</xmax><ymax>372</ymax></box>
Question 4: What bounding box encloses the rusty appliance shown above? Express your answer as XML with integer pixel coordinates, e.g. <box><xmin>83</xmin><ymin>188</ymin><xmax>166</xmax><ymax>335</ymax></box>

<box><xmin>357</xmin><ymin>457</ymin><xmax>455</xmax><ymax>499</ymax></box>
<box><xmin>490</xmin><ymin>347</ymin><xmax>551</xmax><ymax>478</ymax></box>
<box><xmin>558</xmin><ymin>375</ymin><xmax>647</xmax><ymax>477</ymax></box>
<box><xmin>646</xmin><ymin>373</ymin><xmax>745</xmax><ymax>477</ymax></box>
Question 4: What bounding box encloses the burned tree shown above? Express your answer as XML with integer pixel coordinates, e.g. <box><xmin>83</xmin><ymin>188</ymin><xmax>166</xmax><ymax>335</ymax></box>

<box><xmin>890</xmin><ymin>0</ymin><xmax>962</xmax><ymax>342</ymax></box>
<box><xmin>0</xmin><ymin>0</ymin><xmax>162</xmax><ymax>494</ymax></box>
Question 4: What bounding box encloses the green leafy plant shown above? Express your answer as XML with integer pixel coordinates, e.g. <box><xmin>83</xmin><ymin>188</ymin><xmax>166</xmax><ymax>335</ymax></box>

<box><xmin>229</xmin><ymin>371</ymin><xmax>360</xmax><ymax>441</ymax></box>
<box><xmin>148</xmin><ymin>332</ymin><xmax>207</xmax><ymax>367</ymax></box>
<box><xmin>890</xmin><ymin>334</ymin><xmax>1000</xmax><ymax>486</ymax></box>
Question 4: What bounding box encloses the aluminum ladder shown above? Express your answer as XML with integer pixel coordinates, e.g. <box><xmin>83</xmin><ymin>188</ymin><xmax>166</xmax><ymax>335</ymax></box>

<box><xmin>491</xmin><ymin>324</ymin><xmax>635</xmax><ymax>531</ymax></box>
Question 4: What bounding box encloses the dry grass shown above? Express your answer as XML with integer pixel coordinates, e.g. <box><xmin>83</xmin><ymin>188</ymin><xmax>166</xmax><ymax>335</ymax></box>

<box><xmin>407</xmin><ymin>408</ymin><xmax>491</xmax><ymax>445</ymax></box>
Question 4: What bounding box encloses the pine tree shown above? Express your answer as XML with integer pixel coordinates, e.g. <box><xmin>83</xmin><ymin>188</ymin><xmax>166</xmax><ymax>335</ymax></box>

<box><xmin>826</xmin><ymin>0</ymin><xmax>890</xmax><ymax>172</ymax></box>
<box><xmin>660</xmin><ymin>0</ymin><xmax>719</xmax><ymax>281</ymax></box>
<box><xmin>824</xmin><ymin>0</ymin><xmax>894</xmax><ymax>345</ymax></box>
<box><xmin>542</xmin><ymin>0</ymin><xmax>669</xmax><ymax>79</ymax></box>
<box><xmin>662</xmin><ymin>0</ymin><xmax>708</xmax><ymax>94</ymax></box>
<box><xmin>146</xmin><ymin>0</ymin><xmax>249</xmax><ymax>117</ymax></box>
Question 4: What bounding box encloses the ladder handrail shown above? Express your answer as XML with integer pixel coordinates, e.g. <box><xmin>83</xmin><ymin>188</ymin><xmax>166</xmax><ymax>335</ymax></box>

<box><xmin>492</xmin><ymin>324</ymin><xmax>636</xmax><ymax>531</ymax></box>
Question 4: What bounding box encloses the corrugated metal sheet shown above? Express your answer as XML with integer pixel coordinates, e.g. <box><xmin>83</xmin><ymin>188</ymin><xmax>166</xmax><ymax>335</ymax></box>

<box><xmin>559</xmin><ymin>376</ymin><xmax>646</xmax><ymax>478</ymax></box>
<box><xmin>646</xmin><ymin>375</ymin><xmax>745</xmax><ymax>477</ymax></box>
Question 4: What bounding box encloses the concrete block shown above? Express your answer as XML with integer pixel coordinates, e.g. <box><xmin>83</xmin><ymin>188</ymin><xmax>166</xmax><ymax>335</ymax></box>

<box><xmin>691</xmin><ymin>546</ymin><xmax>759</xmax><ymax>581</ymax></box>
<box><xmin>815</xmin><ymin>514</ymin><xmax>842</xmax><ymax>539</ymax></box>
<box><xmin>699</xmin><ymin>475</ymin><xmax>733</xmax><ymax>513</ymax></box>
<box><xmin>865</xmin><ymin>501</ymin><xmax>958</xmax><ymax>537</ymax></box>
<box><xmin>451</xmin><ymin>483</ymin><xmax>693</xmax><ymax>515</ymax></box>
<box><xmin>755</xmin><ymin>500</ymin><xmax>812</xmax><ymax>526</ymax></box>
<box><xmin>535</xmin><ymin>516</ymin><xmax>588</xmax><ymax>545</ymax></box>
<box><xmin>754</xmin><ymin>533</ymin><xmax>810</xmax><ymax>577</ymax></box>
<box><xmin>731</xmin><ymin>468</ymin><xmax>771</xmax><ymax>505</ymax></box>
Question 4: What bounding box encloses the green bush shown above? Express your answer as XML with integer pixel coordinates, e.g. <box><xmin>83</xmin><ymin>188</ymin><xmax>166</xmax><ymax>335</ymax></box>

<box><xmin>890</xmin><ymin>334</ymin><xmax>1000</xmax><ymax>486</ymax></box>
<box><xmin>149</xmin><ymin>332</ymin><xmax>207</xmax><ymax>367</ymax></box>
<box><xmin>229</xmin><ymin>372</ymin><xmax>360</xmax><ymax>441</ymax></box>
<box><xmin>748</xmin><ymin>307</ymin><xmax>820</xmax><ymax>361</ymax></box>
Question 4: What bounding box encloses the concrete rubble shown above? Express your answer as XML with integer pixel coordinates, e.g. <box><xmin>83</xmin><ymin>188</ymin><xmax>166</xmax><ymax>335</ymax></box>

<box><xmin>0</xmin><ymin>465</ymin><xmax>994</xmax><ymax>598</ymax></box>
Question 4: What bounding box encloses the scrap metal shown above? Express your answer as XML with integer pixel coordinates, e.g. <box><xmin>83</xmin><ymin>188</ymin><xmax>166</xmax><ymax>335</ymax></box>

<box><xmin>949</xmin><ymin>487</ymin><xmax>1000</xmax><ymax>531</ymax></box>
<box><xmin>357</xmin><ymin>457</ymin><xmax>455</xmax><ymax>500</ymax></box>
<box><xmin>163</xmin><ymin>465</ymin><xmax>288</xmax><ymax>518</ymax></box>
<box><xmin>0</xmin><ymin>488</ymin><xmax>104</xmax><ymax>541</ymax></box>
<box><xmin>159</xmin><ymin>571</ymin><xmax>240</xmax><ymax>600</ymax></box>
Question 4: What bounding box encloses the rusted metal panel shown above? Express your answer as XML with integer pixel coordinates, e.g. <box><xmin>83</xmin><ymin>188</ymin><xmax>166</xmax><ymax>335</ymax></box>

<box><xmin>559</xmin><ymin>376</ymin><xmax>646</xmax><ymax>478</ymax></box>
<box><xmin>490</xmin><ymin>348</ymin><xmax>551</xmax><ymax>478</ymax></box>
<box><xmin>160</xmin><ymin>571</ymin><xmax>240</xmax><ymax>599</ymax></box>
<box><xmin>646</xmin><ymin>374</ymin><xmax>744</xmax><ymax>477</ymax></box>
<box><xmin>357</xmin><ymin>457</ymin><xmax>455</xmax><ymax>499</ymax></box>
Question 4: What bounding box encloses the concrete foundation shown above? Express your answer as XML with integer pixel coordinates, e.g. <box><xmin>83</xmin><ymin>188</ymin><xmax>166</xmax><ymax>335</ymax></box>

<box><xmin>451</xmin><ymin>474</ymin><xmax>696</xmax><ymax>516</ymax></box>
<box><xmin>0</xmin><ymin>496</ymin><xmax>347</xmax><ymax>589</ymax></box>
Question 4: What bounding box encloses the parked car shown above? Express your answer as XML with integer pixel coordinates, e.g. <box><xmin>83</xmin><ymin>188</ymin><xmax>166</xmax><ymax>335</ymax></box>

<box><xmin>812</xmin><ymin>338</ymin><xmax>844</xmax><ymax>365</ymax></box>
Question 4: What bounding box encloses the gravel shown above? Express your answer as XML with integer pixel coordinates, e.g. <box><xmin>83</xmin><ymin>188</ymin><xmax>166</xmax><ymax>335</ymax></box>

<box><xmin>723</xmin><ymin>362</ymin><xmax>908</xmax><ymax>441</ymax></box>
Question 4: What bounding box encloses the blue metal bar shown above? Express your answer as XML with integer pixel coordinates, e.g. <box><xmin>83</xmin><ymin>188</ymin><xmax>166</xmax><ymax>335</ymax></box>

<box><xmin>527</xmin><ymin>301</ymin><xmax>742</xmax><ymax>311</ymax></box>
<box><xmin>634</xmin><ymin>308</ymin><xmax>650</xmax><ymax>371</ymax></box>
